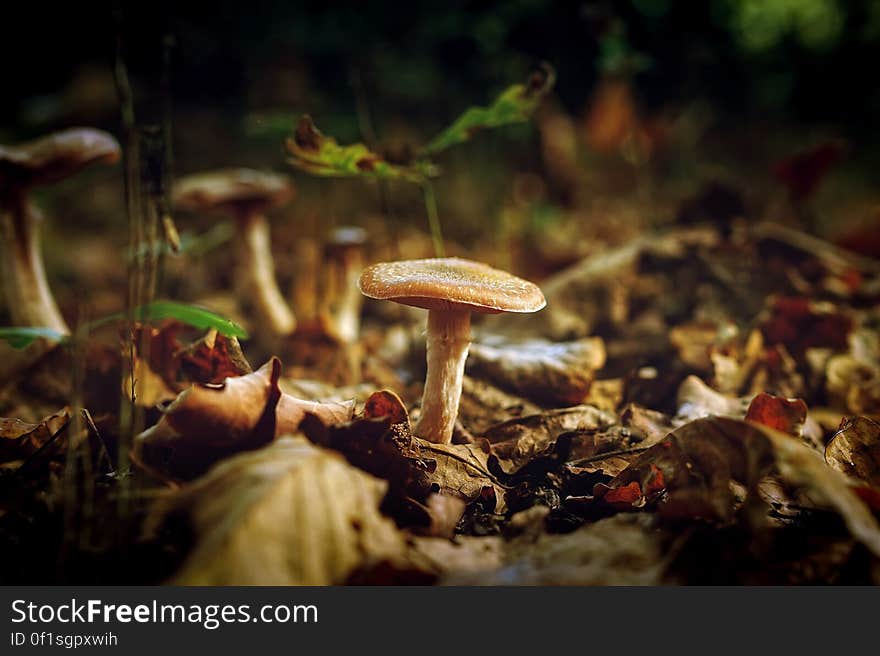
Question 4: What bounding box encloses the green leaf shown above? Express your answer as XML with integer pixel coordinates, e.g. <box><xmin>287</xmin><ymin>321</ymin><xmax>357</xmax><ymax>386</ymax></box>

<box><xmin>135</xmin><ymin>302</ymin><xmax>248</xmax><ymax>338</ymax></box>
<box><xmin>285</xmin><ymin>116</ymin><xmax>434</xmax><ymax>183</ymax></box>
<box><xmin>421</xmin><ymin>64</ymin><xmax>556</xmax><ymax>156</ymax></box>
<box><xmin>0</xmin><ymin>327</ymin><xmax>67</xmax><ymax>349</ymax></box>
<box><xmin>90</xmin><ymin>301</ymin><xmax>248</xmax><ymax>339</ymax></box>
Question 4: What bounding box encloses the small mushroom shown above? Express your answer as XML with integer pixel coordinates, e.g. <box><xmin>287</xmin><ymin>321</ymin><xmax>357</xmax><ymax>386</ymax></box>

<box><xmin>359</xmin><ymin>257</ymin><xmax>546</xmax><ymax>443</ymax></box>
<box><xmin>0</xmin><ymin>128</ymin><xmax>120</xmax><ymax>334</ymax></box>
<box><xmin>322</xmin><ymin>226</ymin><xmax>367</xmax><ymax>343</ymax></box>
<box><xmin>174</xmin><ymin>169</ymin><xmax>296</xmax><ymax>337</ymax></box>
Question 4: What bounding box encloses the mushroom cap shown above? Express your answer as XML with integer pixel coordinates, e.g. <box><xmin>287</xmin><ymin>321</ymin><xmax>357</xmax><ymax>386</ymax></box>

<box><xmin>0</xmin><ymin>128</ymin><xmax>120</xmax><ymax>188</ymax></box>
<box><xmin>328</xmin><ymin>226</ymin><xmax>367</xmax><ymax>247</ymax></box>
<box><xmin>358</xmin><ymin>257</ymin><xmax>546</xmax><ymax>314</ymax></box>
<box><xmin>174</xmin><ymin>168</ymin><xmax>294</xmax><ymax>216</ymax></box>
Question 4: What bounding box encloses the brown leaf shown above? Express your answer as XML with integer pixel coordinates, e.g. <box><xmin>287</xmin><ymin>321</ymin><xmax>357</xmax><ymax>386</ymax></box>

<box><xmin>177</xmin><ymin>329</ymin><xmax>253</xmax><ymax>383</ymax></box>
<box><xmin>148</xmin><ymin>436</ymin><xmax>413</xmax><ymax>585</ymax></box>
<box><xmin>760</xmin><ymin>296</ymin><xmax>853</xmax><ymax>356</ymax></box>
<box><xmin>458</xmin><ymin>375</ymin><xmax>541</xmax><ymax>435</ymax></box>
<box><xmin>0</xmin><ymin>407</ymin><xmax>70</xmax><ymax>462</ymax></box>
<box><xmin>597</xmin><ymin>417</ymin><xmax>880</xmax><ymax>556</ymax></box>
<box><xmin>482</xmin><ymin>405</ymin><xmax>617</xmax><ymax>474</ymax></box>
<box><xmin>133</xmin><ymin>358</ymin><xmax>353</xmax><ymax>482</ymax></box>
<box><xmin>675</xmin><ymin>375</ymin><xmax>750</xmax><ymax>423</ymax></box>
<box><xmin>745</xmin><ymin>392</ymin><xmax>808</xmax><ymax>437</ymax></box>
<box><xmin>363</xmin><ymin>389</ymin><xmax>409</xmax><ymax>426</ymax></box>
<box><xmin>825</xmin><ymin>416</ymin><xmax>880</xmax><ymax>487</ymax></box>
<box><xmin>309</xmin><ymin>415</ymin><xmax>509</xmax><ymax>512</ymax></box>
<box><xmin>467</xmin><ymin>337</ymin><xmax>606</xmax><ymax>405</ymax></box>
<box><xmin>825</xmin><ymin>355</ymin><xmax>880</xmax><ymax>415</ymax></box>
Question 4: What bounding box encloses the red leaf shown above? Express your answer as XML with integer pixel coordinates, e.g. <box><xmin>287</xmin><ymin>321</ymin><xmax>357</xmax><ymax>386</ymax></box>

<box><xmin>746</xmin><ymin>392</ymin><xmax>808</xmax><ymax>437</ymax></box>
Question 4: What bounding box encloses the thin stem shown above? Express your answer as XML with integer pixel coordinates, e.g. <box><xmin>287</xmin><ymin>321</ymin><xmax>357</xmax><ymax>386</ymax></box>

<box><xmin>0</xmin><ymin>194</ymin><xmax>70</xmax><ymax>334</ymax></box>
<box><xmin>414</xmin><ymin>309</ymin><xmax>471</xmax><ymax>444</ymax></box>
<box><xmin>115</xmin><ymin>17</ymin><xmax>138</xmax><ymax>518</ymax></box>
<box><xmin>237</xmin><ymin>213</ymin><xmax>296</xmax><ymax>336</ymax></box>
<box><xmin>422</xmin><ymin>181</ymin><xmax>445</xmax><ymax>258</ymax></box>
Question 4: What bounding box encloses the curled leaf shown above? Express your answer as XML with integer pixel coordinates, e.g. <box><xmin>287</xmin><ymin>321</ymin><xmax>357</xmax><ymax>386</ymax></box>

<box><xmin>364</xmin><ymin>389</ymin><xmax>410</xmax><ymax>426</ymax></box>
<box><xmin>286</xmin><ymin>116</ymin><xmax>431</xmax><ymax>183</ymax></box>
<box><xmin>421</xmin><ymin>64</ymin><xmax>556</xmax><ymax>156</ymax></box>
<box><xmin>745</xmin><ymin>392</ymin><xmax>808</xmax><ymax>437</ymax></box>
<box><xmin>133</xmin><ymin>357</ymin><xmax>354</xmax><ymax>481</ymax></box>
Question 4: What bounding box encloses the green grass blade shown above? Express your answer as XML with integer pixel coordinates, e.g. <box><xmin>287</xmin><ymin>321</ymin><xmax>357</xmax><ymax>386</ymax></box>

<box><xmin>88</xmin><ymin>301</ymin><xmax>248</xmax><ymax>339</ymax></box>
<box><xmin>0</xmin><ymin>327</ymin><xmax>68</xmax><ymax>349</ymax></box>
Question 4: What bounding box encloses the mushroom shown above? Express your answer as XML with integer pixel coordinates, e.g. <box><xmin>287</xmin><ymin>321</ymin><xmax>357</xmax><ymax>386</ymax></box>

<box><xmin>322</xmin><ymin>226</ymin><xmax>367</xmax><ymax>343</ymax></box>
<box><xmin>0</xmin><ymin>128</ymin><xmax>120</xmax><ymax>334</ymax></box>
<box><xmin>174</xmin><ymin>169</ymin><xmax>296</xmax><ymax>336</ymax></box>
<box><xmin>358</xmin><ymin>257</ymin><xmax>546</xmax><ymax>443</ymax></box>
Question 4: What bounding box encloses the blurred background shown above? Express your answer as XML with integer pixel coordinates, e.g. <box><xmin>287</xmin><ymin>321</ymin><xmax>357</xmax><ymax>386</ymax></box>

<box><xmin>2</xmin><ymin>0</ymin><xmax>879</xmax><ymax>327</ymax></box>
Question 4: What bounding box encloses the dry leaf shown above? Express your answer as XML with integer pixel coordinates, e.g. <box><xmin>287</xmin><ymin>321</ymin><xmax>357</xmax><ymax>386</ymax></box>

<box><xmin>825</xmin><ymin>416</ymin><xmax>880</xmax><ymax>487</ymax></box>
<box><xmin>149</xmin><ymin>437</ymin><xmax>411</xmax><ymax>585</ymax></box>
<box><xmin>482</xmin><ymin>405</ymin><xmax>616</xmax><ymax>473</ymax></box>
<box><xmin>0</xmin><ymin>407</ymin><xmax>70</xmax><ymax>462</ymax></box>
<box><xmin>825</xmin><ymin>355</ymin><xmax>880</xmax><ymax>415</ymax></box>
<box><xmin>458</xmin><ymin>375</ymin><xmax>541</xmax><ymax>435</ymax></box>
<box><xmin>133</xmin><ymin>358</ymin><xmax>353</xmax><ymax>481</ymax></box>
<box><xmin>467</xmin><ymin>337</ymin><xmax>606</xmax><ymax>405</ymax></box>
<box><xmin>745</xmin><ymin>392</ymin><xmax>808</xmax><ymax>437</ymax></box>
<box><xmin>675</xmin><ymin>375</ymin><xmax>750</xmax><ymax>423</ymax></box>
<box><xmin>596</xmin><ymin>416</ymin><xmax>880</xmax><ymax>556</ymax></box>
<box><xmin>306</xmin><ymin>413</ymin><xmax>509</xmax><ymax>512</ymax></box>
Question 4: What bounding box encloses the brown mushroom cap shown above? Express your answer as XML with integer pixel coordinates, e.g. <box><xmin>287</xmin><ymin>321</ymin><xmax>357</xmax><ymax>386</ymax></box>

<box><xmin>0</xmin><ymin>128</ymin><xmax>120</xmax><ymax>188</ymax></box>
<box><xmin>358</xmin><ymin>257</ymin><xmax>546</xmax><ymax>314</ymax></box>
<box><xmin>174</xmin><ymin>168</ymin><xmax>293</xmax><ymax>215</ymax></box>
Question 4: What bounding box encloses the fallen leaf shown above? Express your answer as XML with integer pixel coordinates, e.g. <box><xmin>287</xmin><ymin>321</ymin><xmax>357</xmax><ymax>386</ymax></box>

<box><xmin>467</xmin><ymin>337</ymin><xmax>606</xmax><ymax>405</ymax></box>
<box><xmin>363</xmin><ymin>389</ymin><xmax>409</xmax><ymax>426</ymax></box>
<box><xmin>760</xmin><ymin>296</ymin><xmax>852</xmax><ymax>356</ymax></box>
<box><xmin>482</xmin><ymin>405</ymin><xmax>617</xmax><ymax>473</ymax></box>
<box><xmin>675</xmin><ymin>375</ymin><xmax>749</xmax><ymax>423</ymax></box>
<box><xmin>133</xmin><ymin>358</ymin><xmax>353</xmax><ymax>481</ymax></box>
<box><xmin>825</xmin><ymin>416</ymin><xmax>880</xmax><ymax>487</ymax></box>
<box><xmin>458</xmin><ymin>375</ymin><xmax>541</xmax><ymax>435</ymax></box>
<box><xmin>0</xmin><ymin>407</ymin><xmax>70</xmax><ymax>462</ymax></box>
<box><xmin>177</xmin><ymin>329</ymin><xmax>252</xmax><ymax>383</ymax></box>
<box><xmin>148</xmin><ymin>437</ymin><xmax>412</xmax><ymax>585</ymax></box>
<box><xmin>596</xmin><ymin>417</ymin><xmax>880</xmax><ymax>556</ymax></box>
<box><xmin>306</xmin><ymin>415</ymin><xmax>510</xmax><ymax>512</ymax></box>
<box><xmin>825</xmin><ymin>354</ymin><xmax>880</xmax><ymax>415</ymax></box>
<box><xmin>745</xmin><ymin>392</ymin><xmax>808</xmax><ymax>437</ymax></box>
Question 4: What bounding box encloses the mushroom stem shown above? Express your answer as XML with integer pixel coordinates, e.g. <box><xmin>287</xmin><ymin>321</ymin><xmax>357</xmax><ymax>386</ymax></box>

<box><xmin>236</xmin><ymin>212</ymin><xmax>296</xmax><ymax>336</ymax></box>
<box><xmin>0</xmin><ymin>192</ymin><xmax>69</xmax><ymax>334</ymax></box>
<box><xmin>327</xmin><ymin>253</ymin><xmax>364</xmax><ymax>343</ymax></box>
<box><xmin>414</xmin><ymin>308</ymin><xmax>471</xmax><ymax>444</ymax></box>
